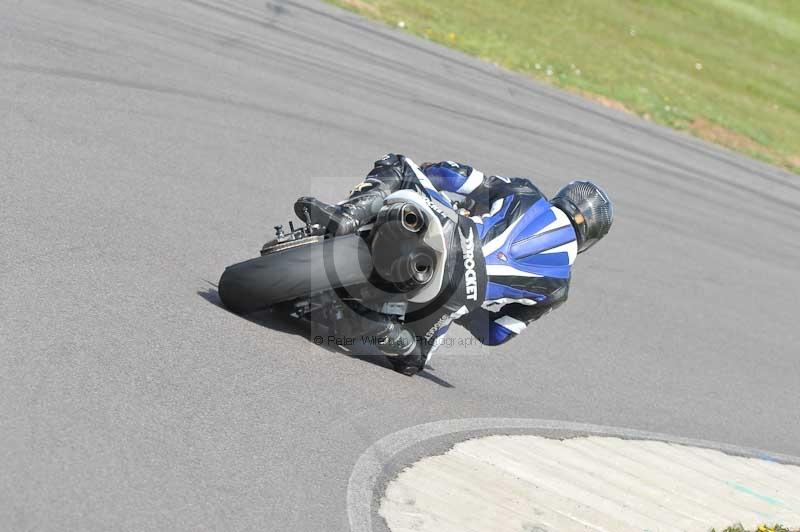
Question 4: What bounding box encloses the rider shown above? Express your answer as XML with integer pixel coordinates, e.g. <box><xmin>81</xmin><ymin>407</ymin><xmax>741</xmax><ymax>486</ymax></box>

<box><xmin>295</xmin><ymin>154</ymin><xmax>613</xmax><ymax>375</ymax></box>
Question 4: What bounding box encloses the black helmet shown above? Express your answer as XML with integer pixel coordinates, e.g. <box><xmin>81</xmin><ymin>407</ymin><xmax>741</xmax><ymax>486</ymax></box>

<box><xmin>551</xmin><ymin>180</ymin><xmax>613</xmax><ymax>253</ymax></box>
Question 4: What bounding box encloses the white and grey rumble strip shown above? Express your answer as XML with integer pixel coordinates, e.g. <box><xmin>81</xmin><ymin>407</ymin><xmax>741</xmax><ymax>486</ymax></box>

<box><xmin>347</xmin><ymin>418</ymin><xmax>800</xmax><ymax>532</ymax></box>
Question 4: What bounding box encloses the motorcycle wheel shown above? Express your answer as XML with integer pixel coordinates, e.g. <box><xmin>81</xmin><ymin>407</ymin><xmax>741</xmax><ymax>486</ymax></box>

<box><xmin>218</xmin><ymin>234</ymin><xmax>372</xmax><ymax>314</ymax></box>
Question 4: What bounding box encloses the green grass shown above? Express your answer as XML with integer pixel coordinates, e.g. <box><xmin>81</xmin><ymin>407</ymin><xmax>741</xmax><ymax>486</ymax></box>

<box><xmin>329</xmin><ymin>0</ymin><xmax>800</xmax><ymax>174</ymax></box>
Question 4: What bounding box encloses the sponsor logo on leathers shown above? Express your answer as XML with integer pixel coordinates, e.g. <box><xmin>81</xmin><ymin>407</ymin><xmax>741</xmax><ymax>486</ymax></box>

<box><xmin>459</xmin><ymin>227</ymin><xmax>478</xmax><ymax>301</ymax></box>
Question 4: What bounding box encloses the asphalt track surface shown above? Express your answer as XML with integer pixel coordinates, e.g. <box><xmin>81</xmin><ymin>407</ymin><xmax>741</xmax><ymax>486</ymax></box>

<box><xmin>1</xmin><ymin>1</ymin><xmax>799</xmax><ymax>530</ymax></box>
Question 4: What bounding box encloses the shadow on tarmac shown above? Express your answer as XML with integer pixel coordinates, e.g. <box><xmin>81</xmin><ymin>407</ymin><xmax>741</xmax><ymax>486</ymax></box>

<box><xmin>197</xmin><ymin>284</ymin><xmax>454</xmax><ymax>388</ymax></box>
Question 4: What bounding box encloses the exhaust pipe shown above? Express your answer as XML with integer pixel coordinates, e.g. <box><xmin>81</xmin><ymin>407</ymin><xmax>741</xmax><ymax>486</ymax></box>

<box><xmin>370</xmin><ymin>202</ymin><xmax>434</xmax><ymax>292</ymax></box>
<box><xmin>378</xmin><ymin>202</ymin><xmax>427</xmax><ymax>236</ymax></box>
<box><xmin>400</xmin><ymin>203</ymin><xmax>425</xmax><ymax>233</ymax></box>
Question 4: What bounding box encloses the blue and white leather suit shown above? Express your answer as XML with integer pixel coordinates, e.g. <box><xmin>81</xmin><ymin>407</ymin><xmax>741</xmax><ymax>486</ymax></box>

<box><xmin>360</xmin><ymin>154</ymin><xmax>578</xmax><ymax>354</ymax></box>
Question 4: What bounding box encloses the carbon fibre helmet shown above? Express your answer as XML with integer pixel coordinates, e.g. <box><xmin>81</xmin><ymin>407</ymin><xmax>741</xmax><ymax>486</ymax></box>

<box><xmin>551</xmin><ymin>180</ymin><xmax>613</xmax><ymax>253</ymax></box>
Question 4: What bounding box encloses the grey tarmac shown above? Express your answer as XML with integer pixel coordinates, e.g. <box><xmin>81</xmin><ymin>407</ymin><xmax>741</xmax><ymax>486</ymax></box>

<box><xmin>1</xmin><ymin>1</ymin><xmax>799</xmax><ymax>531</ymax></box>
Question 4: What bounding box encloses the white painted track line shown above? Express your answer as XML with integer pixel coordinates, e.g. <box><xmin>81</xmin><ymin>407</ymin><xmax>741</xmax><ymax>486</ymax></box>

<box><xmin>379</xmin><ymin>436</ymin><xmax>800</xmax><ymax>532</ymax></box>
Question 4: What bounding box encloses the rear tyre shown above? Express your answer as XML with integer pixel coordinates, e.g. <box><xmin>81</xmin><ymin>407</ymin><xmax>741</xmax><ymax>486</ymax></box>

<box><xmin>218</xmin><ymin>234</ymin><xmax>373</xmax><ymax>314</ymax></box>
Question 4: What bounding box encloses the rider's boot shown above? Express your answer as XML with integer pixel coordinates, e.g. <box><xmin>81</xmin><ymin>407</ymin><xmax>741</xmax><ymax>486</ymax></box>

<box><xmin>336</xmin><ymin>305</ymin><xmax>423</xmax><ymax>375</ymax></box>
<box><xmin>294</xmin><ymin>191</ymin><xmax>383</xmax><ymax>236</ymax></box>
<box><xmin>295</xmin><ymin>153</ymin><xmax>412</xmax><ymax>235</ymax></box>
<box><xmin>377</xmin><ymin>321</ymin><xmax>417</xmax><ymax>357</ymax></box>
<box><xmin>376</xmin><ymin>320</ymin><xmax>425</xmax><ymax>376</ymax></box>
<box><xmin>387</xmin><ymin>347</ymin><xmax>426</xmax><ymax>376</ymax></box>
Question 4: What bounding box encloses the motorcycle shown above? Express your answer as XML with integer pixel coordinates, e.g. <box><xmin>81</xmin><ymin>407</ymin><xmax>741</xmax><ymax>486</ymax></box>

<box><xmin>218</xmin><ymin>162</ymin><xmax>476</xmax><ymax>356</ymax></box>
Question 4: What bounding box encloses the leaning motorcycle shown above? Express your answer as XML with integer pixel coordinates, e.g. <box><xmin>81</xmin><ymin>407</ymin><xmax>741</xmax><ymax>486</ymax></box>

<box><xmin>218</xmin><ymin>163</ymin><xmax>485</xmax><ymax>364</ymax></box>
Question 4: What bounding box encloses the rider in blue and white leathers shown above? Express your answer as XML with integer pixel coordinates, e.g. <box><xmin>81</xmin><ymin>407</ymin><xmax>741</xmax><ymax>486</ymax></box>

<box><xmin>294</xmin><ymin>154</ymin><xmax>613</xmax><ymax>375</ymax></box>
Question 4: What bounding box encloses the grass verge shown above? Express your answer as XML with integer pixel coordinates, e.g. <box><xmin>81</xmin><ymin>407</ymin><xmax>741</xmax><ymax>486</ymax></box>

<box><xmin>329</xmin><ymin>0</ymin><xmax>799</xmax><ymax>174</ymax></box>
